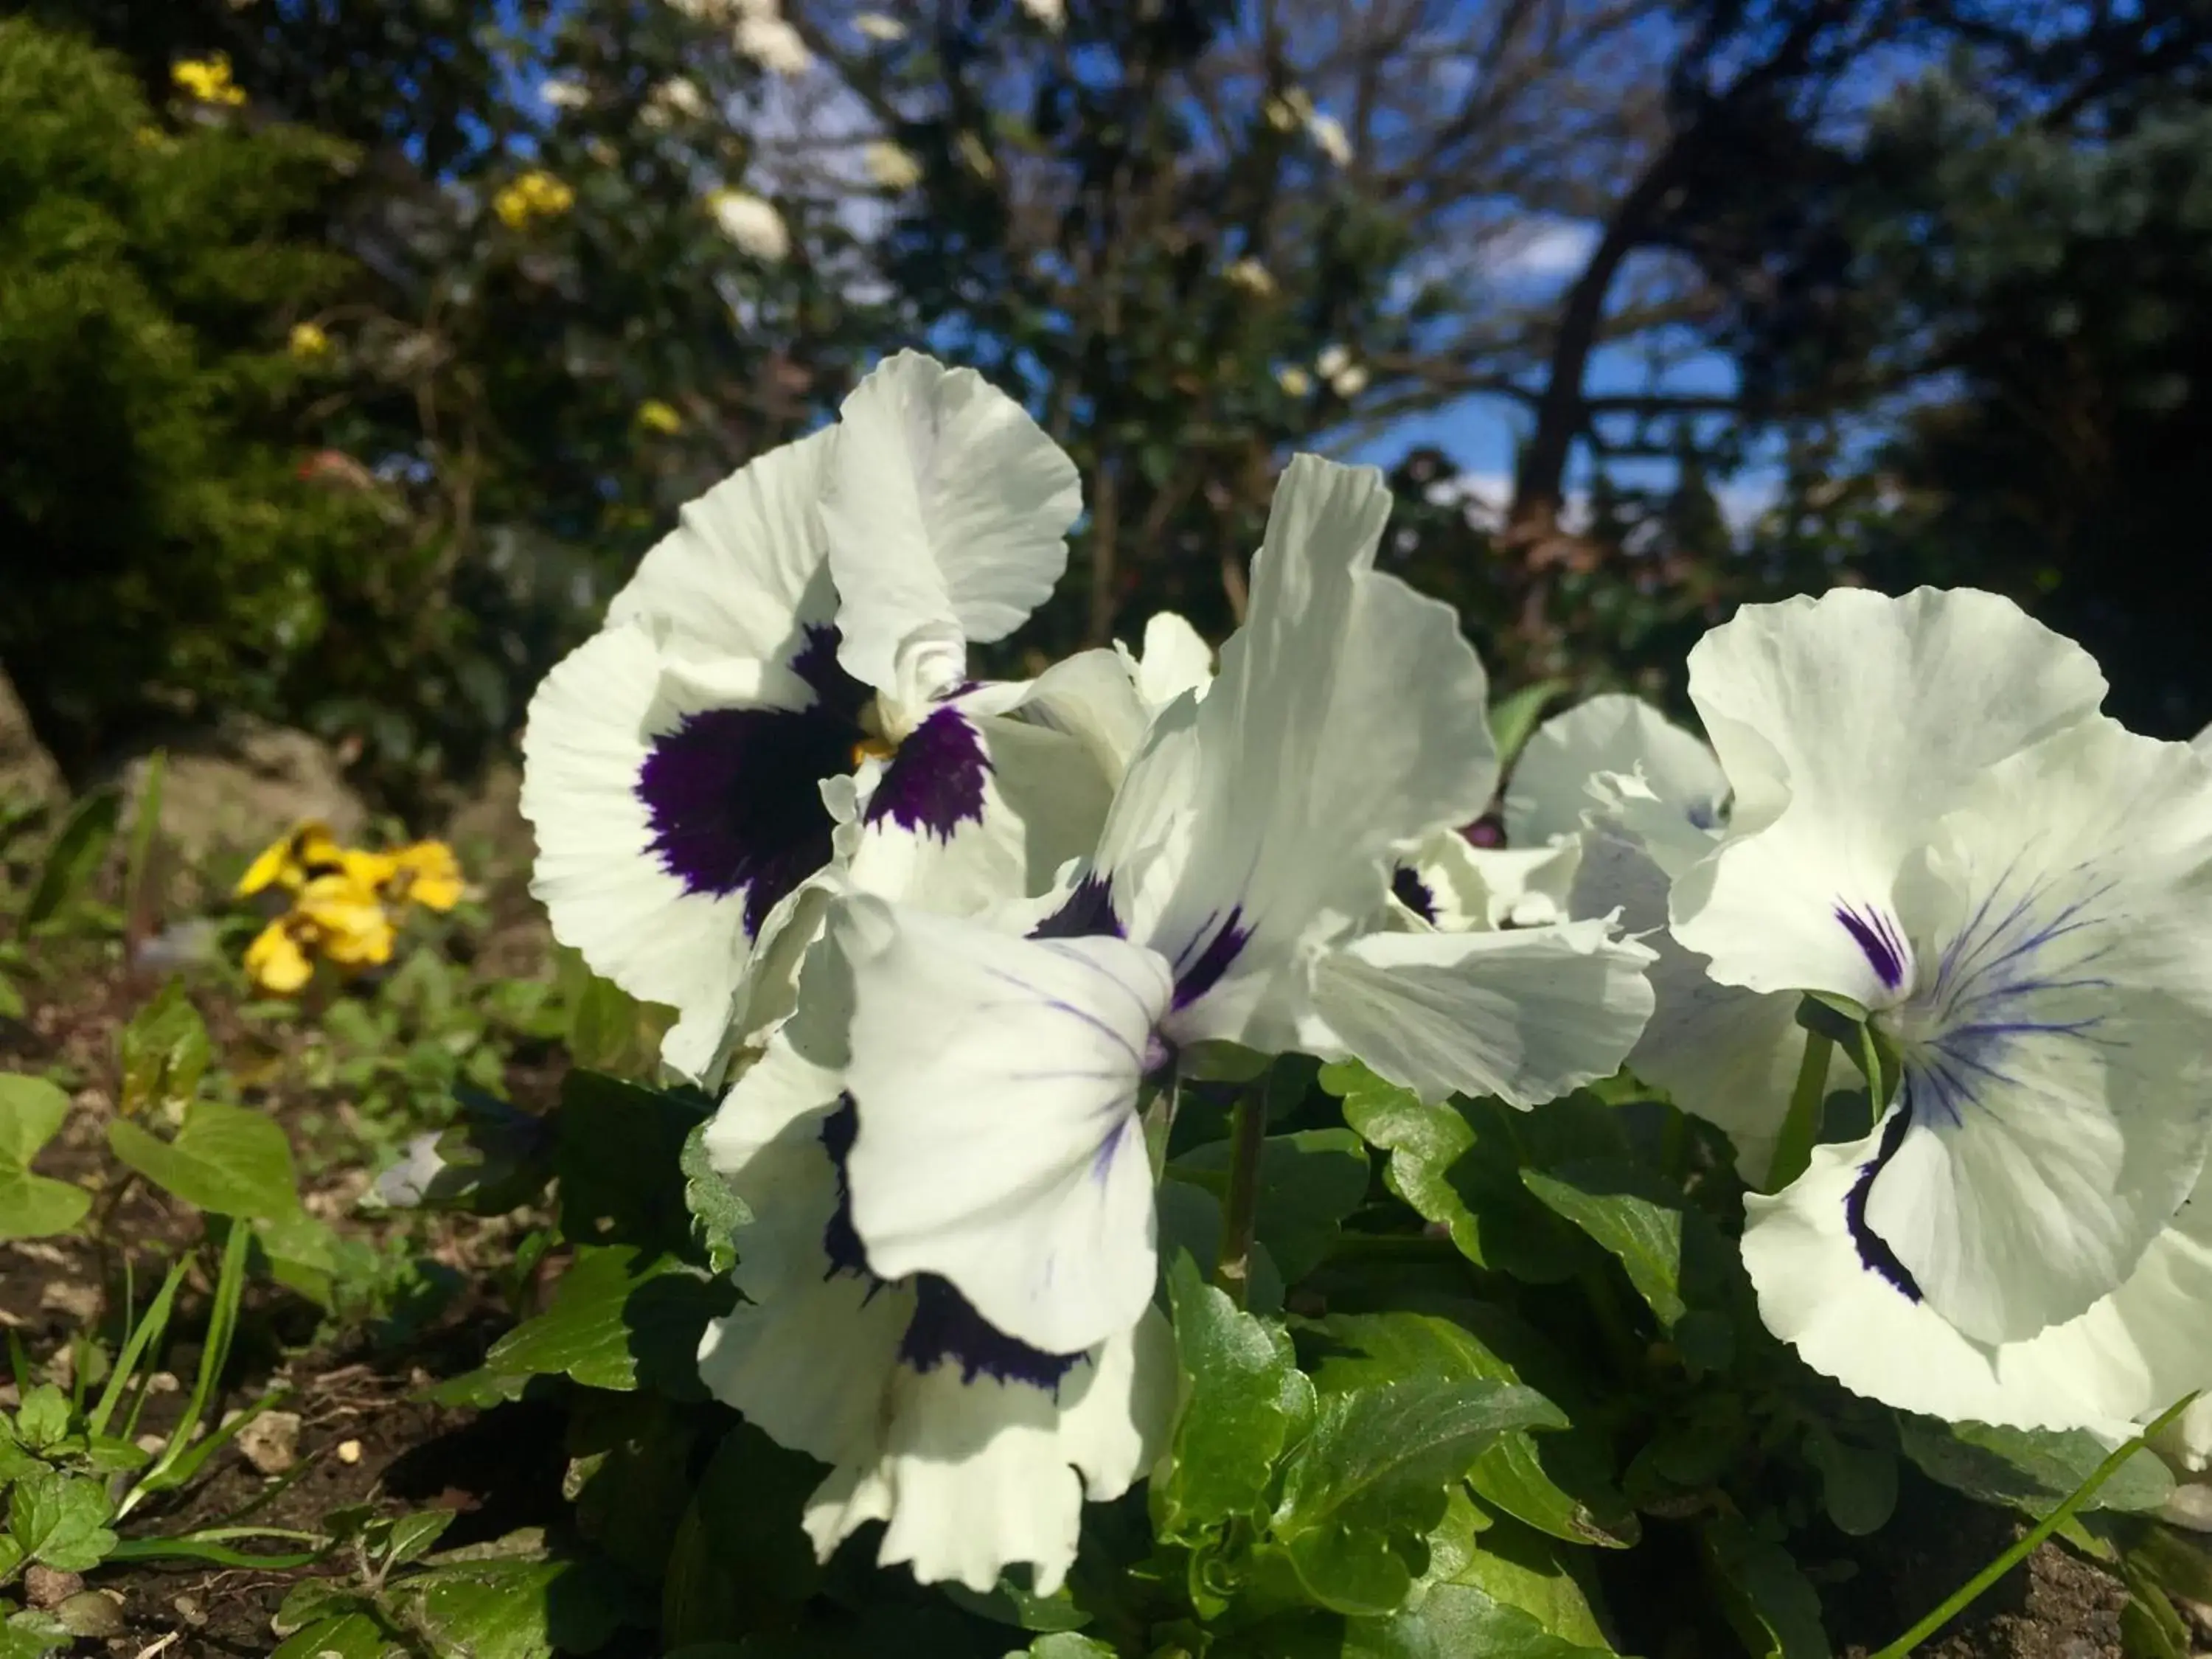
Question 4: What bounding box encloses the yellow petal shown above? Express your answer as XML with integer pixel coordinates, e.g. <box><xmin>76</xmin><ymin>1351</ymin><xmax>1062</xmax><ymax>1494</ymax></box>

<box><xmin>388</xmin><ymin>841</ymin><xmax>465</xmax><ymax>911</ymax></box>
<box><xmin>234</xmin><ymin>835</ymin><xmax>297</xmax><ymax>899</ymax></box>
<box><xmin>244</xmin><ymin>919</ymin><xmax>314</xmax><ymax>995</ymax></box>
<box><xmin>341</xmin><ymin>847</ymin><xmax>400</xmax><ymax>891</ymax></box>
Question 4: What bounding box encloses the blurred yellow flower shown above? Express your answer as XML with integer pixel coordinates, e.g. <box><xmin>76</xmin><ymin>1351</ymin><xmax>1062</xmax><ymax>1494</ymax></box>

<box><xmin>864</xmin><ymin>140</ymin><xmax>923</xmax><ymax>192</ymax></box>
<box><xmin>236</xmin><ymin>824</ymin><xmax>464</xmax><ymax>995</ymax></box>
<box><xmin>173</xmin><ymin>55</ymin><xmax>247</xmax><ymax>107</ymax></box>
<box><xmin>494</xmin><ymin>170</ymin><xmax>576</xmax><ymax>231</ymax></box>
<box><xmin>636</xmin><ymin>399</ymin><xmax>686</xmax><ymax>435</ymax></box>
<box><xmin>1276</xmin><ymin>365</ymin><xmax>1312</xmax><ymax>397</ymax></box>
<box><xmin>288</xmin><ymin>322</ymin><xmax>332</xmax><ymax>362</ymax></box>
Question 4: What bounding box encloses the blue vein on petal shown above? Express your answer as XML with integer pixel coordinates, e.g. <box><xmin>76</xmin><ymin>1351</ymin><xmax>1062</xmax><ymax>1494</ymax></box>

<box><xmin>817</xmin><ymin>1099</ymin><xmax>1082</xmax><ymax>1391</ymax></box>
<box><xmin>865</xmin><ymin>705</ymin><xmax>991</xmax><ymax>840</ymax></box>
<box><xmin>1902</xmin><ymin>860</ymin><xmax>2119</xmax><ymax>1129</ymax></box>
<box><xmin>1845</xmin><ymin>1106</ymin><xmax>1923</xmax><ymax>1301</ymax></box>
<box><xmin>636</xmin><ymin>625</ymin><xmax>868</xmax><ymax>931</ymax></box>
<box><xmin>1835</xmin><ymin>902</ymin><xmax>1909</xmax><ymax>990</ymax></box>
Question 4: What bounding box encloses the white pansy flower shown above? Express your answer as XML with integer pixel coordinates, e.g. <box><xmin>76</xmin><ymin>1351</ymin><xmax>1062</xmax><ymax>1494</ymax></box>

<box><xmin>865</xmin><ymin>139</ymin><xmax>923</xmax><ymax>191</ymax></box>
<box><xmin>830</xmin><ymin>456</ymin><xmax>1657</xmax><ymax>1361</ymax></box>
<box><xmin>1666</xmin><ymin>587</ymin><xmax>2212</xmax><ymax>1424</ymax></box>
<box><xmin>708</xmin><ymin>188</ymin><xmax>789</xmax><ymax>261</ymax></box>
<box><xmin>521</xmin><ymin>352</ymin><xmax>1127</xmax><ymax>1083</ymax></box>
<box><xmin>643</xmin><ymin>75</ymin><xmax>709</xmax><ymax>128</ymax></box>
<box><xmin>735</xmin><ymin>0</ymin><xmax>813</xmax><ymax>75</ymax></box>
<box><xmin>1308</xmin><ymin>112</ymin><xmax>1353</xmax><ymax>167</ymax></box>
<box><xmin>695</xmin><ymin>942</ymin><xmax>1173</xmax><ymax>1596</ymax></box>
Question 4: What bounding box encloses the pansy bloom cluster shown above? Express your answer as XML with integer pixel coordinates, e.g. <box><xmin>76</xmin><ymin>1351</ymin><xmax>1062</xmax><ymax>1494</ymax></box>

<box><xmin>521</xmin><ymin>350</ymin><xmax>2212</xmax><ymax>1596</ymax></box>
<box><xmin>235</xmin><ymin>821</ymin><xmax>463</xmax><ymax>995</ymax></box>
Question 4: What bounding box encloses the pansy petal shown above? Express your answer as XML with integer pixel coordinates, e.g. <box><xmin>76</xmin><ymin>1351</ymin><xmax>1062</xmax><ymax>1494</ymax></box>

<box><xmin>1672</xmin><ymin>588</ymin><xmax>2107</xmax><ymax>1004</ymax></box>
<box><xmin>1863</xmin><ymin>717</ymin><xmax>2212</xmax><ymax>1342</ymax></box>
<box><xmin>1012</xmin><ymin>648</ymin><xmax>1155</xmax><ymax>786</ymax></box>
<box><xmin>1409</xmin><ymin>831</ymin><xmax>1582</xmax><ymax>931</ymax></box>
<box><xmin>1124</xmin><ymin>612</ymin><xmax>1214</xmax><ymax>711</ymax></box>
<box><xmin>846</xmin><ymin>713</ymin><xmax>1119</xmax><ymax>917</ymax></box>
<box><xmin>1145</xmin><ymin>456</ymin><xmax>1498</xmax><ymax>1044</ymax></box>
<box><xmin>1307</xmin><ymin>920</ymin><xmax>1655</xmax><ymax>1106</ymax></box>
<box><xmin>811</xmin><ymin>1363</ymin><xmax>1079</xmax><ymax>1595</ymax></box>
<box><xmin>822</xmin><ymin>351</ymin><xmax>1080</xmax><ymax>700</ymax></box>
<box><xmin>837</xmin><ymin>897</ymin><xmax>1172</xmax><ymax>1357</ymax></box>
<box><xmin>1506</xmin><ymin>693</ymin><xmax>1728</xmax><ymax>849</ymax></box>
<box><xmin>608</xmin><ymin>428</ymin><xmax>836</xmax><ymax>662</ymax></box>
<box><xmin>521</xmin><ymin>627</ymin><xmax>747</xmax><ymax>1023</ymax></box>
<box><xmin>1744</xmin><ymin>1113</ymin><xmax>2124</xmax><ymax>1430</ymax></box>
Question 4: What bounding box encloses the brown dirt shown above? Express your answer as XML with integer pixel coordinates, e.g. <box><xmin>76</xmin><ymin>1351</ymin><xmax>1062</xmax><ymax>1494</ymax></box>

<box><xmin>1827</xmin><ymin>1473</ymin><xmax>2129</xmax><ymax>1659</ymax></box>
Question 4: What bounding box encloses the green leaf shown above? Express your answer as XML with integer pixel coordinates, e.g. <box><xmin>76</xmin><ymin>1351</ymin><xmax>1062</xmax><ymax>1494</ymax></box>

<box><xmin>0</xmin><ymin>1077</ymin><xmax>88</xmax><ymax>1241</ymax></box>
<box><xmin>1489</xmin><ymin>680</ymin><xmax>1570</xmax><ymax>768</ymax></box>
<box><xmin>391</xmin><ymin>1551</ymin><xmax>631</xmax><ymax>1659</ymax></box>
<box><xmin>274</xmin><ymin>1578</ymin><xmax>374</xmax><ymax>1637</ymax></box>
<box><xmin>1305</xmin><ymin>1312</ymin><xmax>1635</xmax><ymax>1549</ymax></box>
<box><xmin>557</xmin><ymin>949</ymin><xmax>673</xmax><ymax>1080</ymax></box>
<box><xmin>1157</xmin><ymin>1254</ymin><xmax>1313</xmax><ymax>1541</ymax></box>
<box><xmin>661</xmin><ymin>1422</ymin><xmax>827</xmax><ymax>1645</ymax></box>
<box><xmin>1349</xmin><ymin>1511</ymin><xmax>1617</xmax><ymax>1658</ymax></box>
<box><xmin>1519</xmin><ymin>1158</ymin><xmax>1740</xmax><ymax>1330</ymax></box>
<box><xmin>1701</xmin><ymin>1515</ymin><xmax>1831</xmax><ymax>1659</ymax></box>
<box><xmin>0</xmin><ymin>1611</ymin><xmax>72</xmax><ymax>1659</ymax></box>
<box><xmin>116</xmin><ymin>978</ymin><xmax>210</xmax><ymax>1119</ymax></box>
<box><xmin>555</xmin><ymin>1071</ymin><xmax>709</xmax><ymax>1255</ymax></box>
<box><xmin>1171</xmin><ymin>1128</ymin><xmax>1370</xmax><ymax>1282</ymax></box>
<box><xmin>1899</xmin><ymin>1414</ymin><xmax>2176</xmax><ymax>1517</ymax></box>
<box><xmin>1269</xmin><ymin>1375</ymin><xmax>1567</xmax><ymax>1616</ymax></box>
<box><xmin>108</xmin><ymin>1099</ymin><xmax>302</xmax><ymax>1220</ymax></box>
<box><xmin>568</xmin><ymin>1394</ymin><xmax>697</xmax><ymax>1587</ymax></box>
<box><xmin>481</xmin><ymin>1247</ymin><xmax>733</xmax><ymax>1397</ymax></box>
<box><xmin>1028</xmin><ymin>1638</ymin><xmax>1116</xmax><ymax>1659</ymax></box>
<box><xmin>1324</xmin><ymin>1064</ymin><xmax>1576</xmax><ymax>1282</ymax></box>
<box><xmin>12</xmin><ymin>1385</ymin><xmax>71</xmax><ymax>1451</ymax></box>
<box><xmin>8</xmin><ymin>1470</ymin><xmax>119</xmax><ymax>1571</ymax></box>
<box><xmin>1801</xmin><ymin>1422</ymin><xmax>1898</xmax><ymax>1537</ymax></box>
<box><xmin>680</xmin><ymin>1121</ymin><xmax>748</xmax><ymax>1278</ymax></box>
<box><xmin>269</xmin><ymin>1613</ymin><xmax>398</xmax><ymax>1659</ymax></box>
<box><xmin>23</xmin><ymin>790</ymin><xmax>119</xmax><ymax>928</ymax></box>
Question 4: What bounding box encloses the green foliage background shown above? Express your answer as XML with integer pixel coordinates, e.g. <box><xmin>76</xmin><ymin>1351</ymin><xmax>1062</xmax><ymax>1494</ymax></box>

<box><xmin>6</xmin><ymin>0</ymin><xmax>2212</xmax><ymax>784</ymax></box>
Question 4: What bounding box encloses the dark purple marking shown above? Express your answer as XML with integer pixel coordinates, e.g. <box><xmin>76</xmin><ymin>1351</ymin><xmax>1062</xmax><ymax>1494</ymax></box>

<box><xmin>636</xmin><ymin>625</ymin><xmax>871</xmax><ymax>931</ymax></box>
<box><xmin>818</xmin><ymin>1097</ymin><xmax>870</xmax><ymax>1280</ymax></box>
<box><xmin>1844</xmin><ymin>1107</ymin><xmax>1923</xmax><ymax>1301</ymax></box>
<box><xmin>1032</xmin><ymin>872</ymin><xmax>1123</xmax><ymax>940</ymax></box>
<box><xmin>639</xmin><ymin>704</ymin><xmax>855</xmax><ymax>932</ymax></box>
<box><xmin>1172</xmin><ymin>908</ymin><xmax>1250</xmax><ymax>1009</ymax></box>
<box><xmin>866</xmin><ymin>706</ymin><xmax>991</xmax><ymax>840</ymax></box>
<box><xmin>900</xmin><ymin>1273</ymin><xmax>1086</xmax><ymax>1391</ymax></box>
<box><xmin>1460</xmin><ymin>816</ymin><xmax>1505</xmax><ymax>849</ymax></box>
<box><xmin>1836</xmin><ymin>902</ymin><xmax>1908</xmax><ymax>990</ymax></box>
<box><xmin>827</xmin><ymin>1093</ymin><xmax>1084</xmax><ymax>1391</ymax></box>
<box><xmin>1392</xmin><ymin>867</ymin><xmax>1438</xmax><ymax>922</ymax></box>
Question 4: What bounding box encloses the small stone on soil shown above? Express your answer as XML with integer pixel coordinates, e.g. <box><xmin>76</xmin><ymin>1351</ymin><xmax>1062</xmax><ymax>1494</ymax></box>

<box><xmin>40</xmin><ymin>1279</ymin><xmax>102</xmax><ymax>1321</ymax></box>
<box><xmin>338</xmin><ymin>1437</ymin><xmax>364</xmax><ymax>1464</ymax></box>
<box><xmin>54</xmin><ymin>1590</ymin><xmax>123</xmax><ymax>1638</ymax></box>
<box><xmin>25</xmin><ymin>1565</ymin><xmax>83</xmax><ymax>1607</ymax></box>
<box><xmin>237</xmin><ymin>1410</ymin><xmax>303</xmax><ymax>1475</ymax></box>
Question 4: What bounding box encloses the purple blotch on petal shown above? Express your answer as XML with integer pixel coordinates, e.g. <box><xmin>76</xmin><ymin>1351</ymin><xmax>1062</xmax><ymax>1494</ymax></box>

<box><xmin>818</xmin><ymin>1097</ymin><xmax>871</xmax><ymax>1280</ymax></box>
<box><xmin>1844</xmin><ymin>1107</ymin><xmax>1923</xmax><ymax>1301</ymax></box>
<box><xmin>1172</xmin><ymin>907</ymin><xmax>1250</xmax><ymax>1009</ymax></box>
<box><xmin>638</xmin><ymin>703</ymin><xmax>855</xmax><ymax>932</ymax></box>
<box><xmin>900</xmin><ymin>1274</ymin><xmax>1086</xmax><ymax>1392</ymax></box>
<box><xmin>1392</xmin><ymin>867</ymin><xmax>1438</xmax><ymax>922</ymax></box>
<box><xmin>1032</xmin><ymin>872</ymin><xmax>1122</xmax><ymax>940</ymax></box>
<box><xmin>866</xmin><ymin>706</ymin><xmax>992</xmax><ymax>841</ymax></box>
<box><xmin>1836</xmin><ymin>902</ymin><xmax>1908</xmax><ymax>990</ymax></box>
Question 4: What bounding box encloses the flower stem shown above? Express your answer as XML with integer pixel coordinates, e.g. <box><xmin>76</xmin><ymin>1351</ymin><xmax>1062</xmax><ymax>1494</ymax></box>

<box><xmin>1214</xmin><ymin>1081</ymin><xmax>1269</xmax><ymax>1308</ymax></box>
<box><xmin>1867</xmin><ymin>1391</ymin><xmax>2199</xmax><ymax>1659</ymax></box>
<box><xmin>1768</xmin><ymin>1030</ymin><xmax>1833</xmax><ymax>1192</ymax></box>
